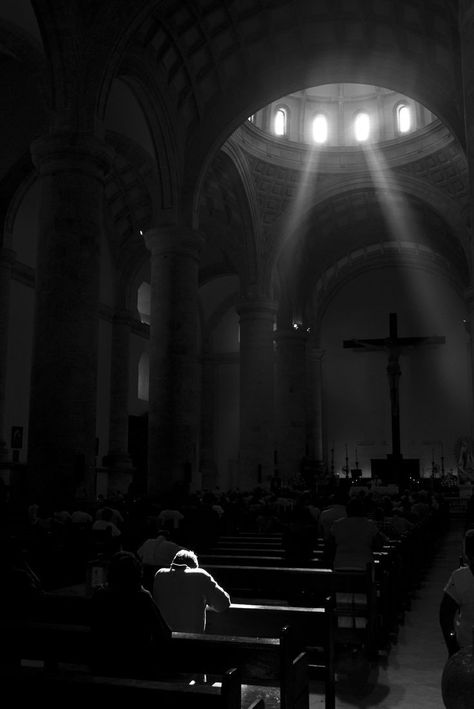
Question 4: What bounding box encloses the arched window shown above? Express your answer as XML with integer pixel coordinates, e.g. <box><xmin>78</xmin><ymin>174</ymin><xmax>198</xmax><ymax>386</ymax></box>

<box><xmin>138</xmin><ymin>352</ymin><xmax>149</xmax><ymax>401</ymax></box>
<box><xmin>274</xmin><ymin>106</ymin><xmax>288</xmax><ymax>136</ymax></box>
<box><xmin>354</xmin><ymin>112</ymin><xmax>370</xmax><ymax>142</ymax></box>
<box><xmin>312</xmin><ymin>114</ymin><xmax>328</xmax><ymax>144</ymax></box>
<box><xmin>137</xmin><ymin>282</ymin><xmax>151</xmax><ymax>325</ymax></box>
<box><xmin>397</xmin><ymin>104</ymin><xmax>411</xmax><ymax>134</ymax></box>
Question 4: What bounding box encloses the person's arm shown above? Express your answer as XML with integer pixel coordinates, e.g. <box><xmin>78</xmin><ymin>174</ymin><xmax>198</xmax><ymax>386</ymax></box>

<box><xmin>205</xmin><ymin>572</ymin><xmax>231</xmax><ymax>612</ymax></box>
<box><xmin>439</xmin><ymin>592</ymin><xmax>460</xmax><ymax>656</ymax></box>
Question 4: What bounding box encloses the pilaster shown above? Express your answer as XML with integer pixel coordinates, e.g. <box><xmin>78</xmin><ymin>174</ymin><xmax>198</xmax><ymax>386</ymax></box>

<box><xmin>274</xmin><ymin>327</ymin><xmax>308</xmax><ymax>484</ymax></box>
<box><xmin>237</xmin><ymin>298</ymin><xmax>277</xmax><ymax>489</ymax></box>
<box><xmin>0</xmin><ymin>248</ymin><xmax>16</xmax><ymax>461</ymax></box>
<box><xmin>27</xmin><ymin>133</ymin><xmax>111</xmax><ymax>505</ymax></box>
<box><xmin>105</xmin><ymin>308</ymin><xmax>134</xmax><ymax>475</ymax></box>
<box><xmin>144</xmin><ymin>226</ymin><xmax>203</xmax><ymax>496</ymax></box>
<box><xmin>307</xmin><ymin>347</ymin><xmax>326</xmax><ymax>464</ymax></box>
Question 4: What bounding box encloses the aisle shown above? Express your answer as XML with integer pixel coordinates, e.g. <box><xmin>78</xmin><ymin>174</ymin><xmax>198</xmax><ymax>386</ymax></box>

<box><xmin>310</xmin><ymin>519</ymin><xmax>465</xmax><ymax>709</ymax></box>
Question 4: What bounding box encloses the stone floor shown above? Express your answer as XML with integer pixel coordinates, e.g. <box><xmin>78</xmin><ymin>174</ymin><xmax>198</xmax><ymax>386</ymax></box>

<box><xmin>310</xmin><ymin>518</ymin><xmax>465</xmax><ymax>708</ymax></box>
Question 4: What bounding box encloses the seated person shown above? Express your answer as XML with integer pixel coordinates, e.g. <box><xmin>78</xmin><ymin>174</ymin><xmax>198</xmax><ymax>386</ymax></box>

<box><xmin>136</xmin><ymin>529</ymin><xmax>183</xmax><ymax>591</ymax></box>
<box><xmin>319</xmin><ymin>492</ymin><xmax>347</xmax><ymax>542</ymax></box>
<box><xmin>440</xmin><ymin>529</ymin><xmax>474</xmax><ymax>656</ymax></box>
<box><xmin>328</xmin><ymin>497</ymin><xmax>388</xmax><ymax>570</ymax></box>
<box><xmin>153</xmin><ymin>549</ymin><xmax>230</xmax><ymax>632</ymax></box>
<box><xmin>90</xmin><ymin>551</ymin><xmax>171</xmax><ymax>678</ymax></box>
<box><xmin>0</xmin><ymin>537</ymin><xmax>43</xmax><ymax>618</ymax></box>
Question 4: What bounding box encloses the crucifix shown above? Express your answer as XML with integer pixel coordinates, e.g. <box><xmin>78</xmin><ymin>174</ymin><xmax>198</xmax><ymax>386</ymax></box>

<box><xmin>343</xmin><ymin>313</ymin><xmax>445</xmax><ymax>469</ymax></box>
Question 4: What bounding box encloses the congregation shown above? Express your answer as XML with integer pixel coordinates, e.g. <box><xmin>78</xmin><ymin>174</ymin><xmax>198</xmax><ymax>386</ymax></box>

<box><xmin>2</xmin><ymin>477</ymin><xmax>470</xmax><ymax>708</ymax></box>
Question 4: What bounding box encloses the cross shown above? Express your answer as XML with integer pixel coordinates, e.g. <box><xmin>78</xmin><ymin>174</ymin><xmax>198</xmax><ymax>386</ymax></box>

<box><xmin>343</xmin><ymin>313</ymin><xmax>445</xmax><ymax>461</ymax></box>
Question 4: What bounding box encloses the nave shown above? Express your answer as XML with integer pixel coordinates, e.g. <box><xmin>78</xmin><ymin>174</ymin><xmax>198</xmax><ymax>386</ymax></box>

<box><xmin>311</xmin><ymin>518</ymin><xmax>465</xmax><ymax>709</ymax></box>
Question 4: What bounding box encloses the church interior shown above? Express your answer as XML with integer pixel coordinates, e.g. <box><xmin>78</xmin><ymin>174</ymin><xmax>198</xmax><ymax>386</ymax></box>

<box><xmin>2</xmin><ymin>2</ymin><xmax>474</xmax><ymax>707</ymax></box>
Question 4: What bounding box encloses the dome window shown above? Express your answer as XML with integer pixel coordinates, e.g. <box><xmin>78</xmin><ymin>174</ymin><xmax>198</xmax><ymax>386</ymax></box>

<box><xmin>312</xmin><ymin>114</ymin><xmax>328</xmax><ymax>144</ymax></box>
<box><xmin>354</xmin><ymin>112</ymin><xmax>370</xmax><ymax>142</ymax></box>
<box><xmin>397</xmin><ymin>104</ymin><xmax>411</xmax><ymax>134</ymax></box>
<box><xmin>274</xmin><ymin>107</ymin><xmax>288</xmax><ymax>136</ymax></box>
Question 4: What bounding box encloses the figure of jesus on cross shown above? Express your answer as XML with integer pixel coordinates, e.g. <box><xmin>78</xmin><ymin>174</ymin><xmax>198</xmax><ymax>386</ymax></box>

<box><xmin>343</xmin><ymin>313</ymin><xmax>445</xmax><ymax>471</ymax></box>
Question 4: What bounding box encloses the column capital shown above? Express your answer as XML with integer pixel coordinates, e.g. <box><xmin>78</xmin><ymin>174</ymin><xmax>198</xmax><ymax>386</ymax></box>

<box><xmin>236</xmin><ymin>298</ymin><xmax>277</xmax><ymax>320</ymax></box>
<box><xmin>31</xmin><ymin>132</ymin><xmax>113</xmax><ymax>178</ymax></box>
<box><xmin>143</xmin><ymin>226</ymin><xmax>204</xmax><ymax>260</ymax></box>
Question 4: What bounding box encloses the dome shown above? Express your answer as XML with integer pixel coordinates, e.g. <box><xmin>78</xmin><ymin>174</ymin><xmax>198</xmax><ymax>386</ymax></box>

<box><xmin>248</xmin><ymin>83</ymin><xmax>435</xmax><ymax>147</ymax></box>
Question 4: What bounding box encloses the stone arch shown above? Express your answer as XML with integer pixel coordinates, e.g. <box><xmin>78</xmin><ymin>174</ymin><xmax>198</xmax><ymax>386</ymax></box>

<box><xmin>311</xmin><ymin>244</ymin><xmax>468</xmax><ymax>340</ymax></box>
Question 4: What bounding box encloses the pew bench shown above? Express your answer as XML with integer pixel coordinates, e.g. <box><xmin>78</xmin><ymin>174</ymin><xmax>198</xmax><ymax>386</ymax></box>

<box><xmin>0</xmin><ymin>664</ymin><xmax>265</xmax><ymax>709</ymax></box>
<box><xmin>200</xmin><ymin>553</ymin><xmax>325</xmax><ymax>568</ymax></box>
<box><xmin>202</xmin><ymin>563</ymin><xmax>378</xmax><ymax>658</ymax></box>
<box><xmin>207</xmin><ymin>600</ymin><xmax>335</xmax><ymax>709</ymax></box>
<box><xmin>0</xmin><ymin>619</ymin><xmax>308</xmax><ymax>709</ymax></box>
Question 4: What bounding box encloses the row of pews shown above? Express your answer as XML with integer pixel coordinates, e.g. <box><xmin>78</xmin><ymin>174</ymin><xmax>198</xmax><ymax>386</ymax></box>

<box><xmin>1</xmin><ymin>504</ymin><xmax>447</xmax><ymax>709</ymax></box>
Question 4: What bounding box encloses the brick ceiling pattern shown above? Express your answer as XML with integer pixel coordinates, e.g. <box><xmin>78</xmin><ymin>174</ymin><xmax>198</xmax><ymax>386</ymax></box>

<box><xmin>136</xmin><ymin>0</ymin><xmax>462</xmax><ymax>144</ymax></box>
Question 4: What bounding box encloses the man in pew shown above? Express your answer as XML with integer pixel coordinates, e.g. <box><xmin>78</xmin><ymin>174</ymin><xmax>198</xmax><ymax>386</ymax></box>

<box><xmin>319</xmin><ymin>491</ymin><xmax>348</xmax><ymax>543</ymax></box>
<box><xmin>440</xmin><ymin>528</ymin><xmax>474</xmax><ymax>656</ymax></box>
<box><xmin>90</xmin><ymin>550</ymin><xmax>172</xmax><ymax>678</ymax></box>
<box><xmin>328</xmin><ymin>497</ymin><xmax>388</xmax><ymax>571</ymax></box>
<box><xmin>153</xmin><ymin>549</ymin><xmax>231</xmax><ymax>632</ymax></box>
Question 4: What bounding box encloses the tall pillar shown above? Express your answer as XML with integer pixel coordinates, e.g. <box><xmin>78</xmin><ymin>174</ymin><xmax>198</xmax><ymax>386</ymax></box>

<box><xmin>28</xmin><ymin>133</ymin><xmax>111</xmax><ymax>506</ymax></box>
<box><xmin>0</xmin><ymin>248</ymin><xmax>16</xmax><ymax>461</ymax></box>
<box><xmin>199</xmin><ymin>345</ymin><xmax>218</xmax><ymax>491</ymax></box>
<box><xmin>307</xmin><ymin>347</ymin><xmax>325</xmax><ymax>465</ymax></box>
<box><xmin>465</xmin><ymin>289</ymin><xmax>474</xmax><ymax>439</ymax></box>
<box><xmin>460</xmin><ymin>2</ymin><xmax>474</xmax><ymax>438</ymax></box>
<box><xmin>237</xmin><ymin>299</ymin><xmax>277</xmax><ymax>489</ymax></box>
<box><xmin>274</xmin><ymin>327</ymin><xmax>307</xmax><ymax>484</ymax></box>
<box><xmin>104</xmin><ymin>308</ymin><xmax>134</xmax><ymax>487</ymax></box>
<box><xmin>144</xmin><ymin>227</ymin><xmax>202</xmax><ymax>497</ymax></box>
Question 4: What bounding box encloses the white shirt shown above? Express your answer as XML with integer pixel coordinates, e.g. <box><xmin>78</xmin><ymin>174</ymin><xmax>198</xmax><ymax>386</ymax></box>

<box><xmin>153</xmin><ymin>566</ymin><xmax>230</xmax><ymax>632</ymax></box>
<box><xmin>444</xmin><ymin>566</ymin><xmax>474</xmax><ymax>648</ymax></box>
<box><xmin>92</xmin><ymin>519</ymin><xmax>121</xmax><ymax>537</ymax></box>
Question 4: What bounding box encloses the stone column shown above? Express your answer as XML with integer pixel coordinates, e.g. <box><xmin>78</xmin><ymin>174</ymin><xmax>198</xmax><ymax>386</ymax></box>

<box><xmin>307</xmin><ymin>347</ymin><xmax>325</xmax><ymax>465</ymax></box>
<box><xmin>460</xmin><ymin>3</ymin><xmax>474</xmax><ymax>441</ymax></box>
<box><xmin>237</xmin><ymin>299</ymin><xmax>277</xmax><ymax>489</ymax></box>
<box><xmin>28</xmin><ymin>133</ymin><xmax>111</xmax><ymax>506</ymax></box>
<box><xmin>144</xmin><ymin>227</ymin><xmax>202</xmax><ymax>497</ymax></box>
<box><xmin>104</xmin><ymin>308</ymin><xmax>134</xmax><ymax>490</ymax></box>
<box><xmin>274</xmin><ymin>327</ymin><xmax>308</xmax><ymax>484</ymax></box>
<box><xmin>199</xmin><ymin>345</ymin><xmax>218</xmax><ymax>491</ymax></box>
<box><xmin>460</xmin><ymin>0</ymin><xmax>474</xmax><ymax>425</ymax></box>
<box><xmin>0</xmin><ymin>248</ymin><xmax>16</xmax><ymax>461</ymax></box>
<box><xmin>465</xmin><ymin>289</ymin><xmax>474</xmax><ymax>438</ymax></box>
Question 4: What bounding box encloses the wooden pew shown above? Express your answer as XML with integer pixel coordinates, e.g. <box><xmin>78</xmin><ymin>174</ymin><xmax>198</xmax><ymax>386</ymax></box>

<box><xmin>28</xmin><ymin>590</ymin><xmax>333</xmax><ymax>707</ymax></box>
<box><xmin>200</xmin><ymin>554</ymin><xmax>325</xmax><ymax>568</ymax></box>
<box><xmin>210</xmin><ymin>547</ymin><xmax>288</xmax><ymax>557</ymax></box>
<box><xmin>0</xmin><ymin>619</ymin><xmax>307</xmax><ymax>709</ymax></box>
<box><xmin>0</xmin><ymin>664</ymin><xmax>263</xmax><ymax>709</ymax></box>
<box><xmin>202</xmin><ymin>563</ymin><xmax>378</xmax><ymax>658</ymax></box>
<box><xmin>206</xmin><ymin>600</ymin><xmax>335</xmax><ymax>709</ymax></box>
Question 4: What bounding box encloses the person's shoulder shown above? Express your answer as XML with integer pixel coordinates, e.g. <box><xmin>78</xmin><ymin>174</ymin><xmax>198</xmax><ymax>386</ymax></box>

<box><xmin>452</xmin><ymin>566</ymin><xmax>473</xmax><ymax>583</ymax></box>
<box><xmin>187</xmin><ymin>567</ymin><xmax>212</xmax><ymax>579</ymax></box>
